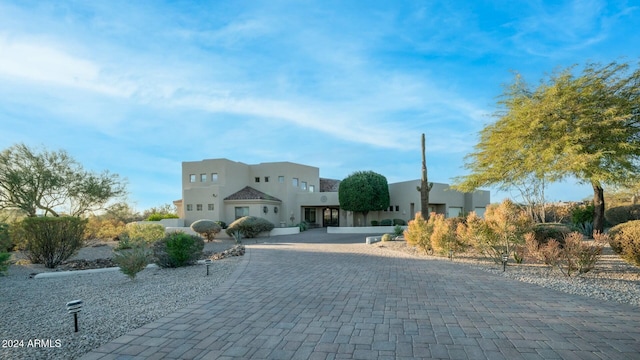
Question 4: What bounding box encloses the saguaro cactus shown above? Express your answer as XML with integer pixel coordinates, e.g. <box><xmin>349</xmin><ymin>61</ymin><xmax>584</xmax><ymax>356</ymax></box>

<box><xmin>416</xmin><ymin>133</ymin><xmax>433</xmax><ymax>220</ymax></box>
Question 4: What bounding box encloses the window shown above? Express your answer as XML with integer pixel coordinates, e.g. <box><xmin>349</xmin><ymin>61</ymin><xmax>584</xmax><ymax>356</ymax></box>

<box><xmin>255</xmin><ymin>177</ymin><xmax>260</xmax><ymax>183</ymax></box>
<box><xmin>186</xmin><ymin>204</ymin><xmax>193</xmax><ymax>211</ymax></box>
<box><xmin>389</xmin><ymin>206</ymin><xmax>393</xmax><ymax>212</ymax></box>
<box><xmin>301</xmin><ymin>181</ymin><xmax>307</xmax><ymax>190</ymax></box>
<box><xmin>208</xmin><ymin>204</ymin><xmax>214</xmax><ymax>211</ymax></box>
<box><xmin>395</xmin><ymin>205</ymin><xmax>399</xmax><ymax>212</ymax></box>
<box><xmin>211</xmin><ymin>173</ymin><xmax>218</xmax><ymax>182</ymax></box>
<box><xmin>278</xmin><ymin>176</ymin><xmax>284</xmax><ymax>183</ymax></box>
<box><xmin>196</xmin><ymin>204</ymin><xmax>203</xmax><ymax>211</ymax></box>
<box><xmin>292</xmin><ymin>178</ymin><xmax>298</xmax><ymax>187</ymax></box>
<box><xmin>264</xmin><ymin>176</ymin><xmax>269</xmax><ymax>182</ymax></box>
<box><xmin>448</xmin><ymin>207</ymin><xmax>463</xmax><ymax>218</ymax></box>
<box><xmin>309</xmin><ymin>185</ymin><xmax>315</xmax><ymax>192</ymax></box>
<box><xmin>200</xmin><ymin>174</ymin><xmax>207</xmax><ymax>182</ymax></box>
<box><xmin>304</xmin><ymin>208</ymin><xmax>316</xmax><ymax>224</ymax></box>
<box><xmin>235</xmin><ymin>206</ymin><xmax>249</xmax><ymax>219</ymax></box>
<box><xmin>189</xmin><ymin>174</ymin><xmax>196</xmax><ymax>183</ymax></box>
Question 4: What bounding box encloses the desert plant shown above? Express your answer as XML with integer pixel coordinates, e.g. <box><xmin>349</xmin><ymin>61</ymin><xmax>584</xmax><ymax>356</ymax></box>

<box><xmin>575</xmin><ymin>221</ymin><xmax>594</xmax><ymax>238</ymax></box>
<box><xmin>190</xmin><ymin>219</ymin><xmax>222</xmax><ymax>242</ymax></box>
<box><xmin>225</xmin><ymin>216</ymin><xmax>274</xmax><ymax>238</ymax></box>
<box><xmin>404</xmin><ymin>212</ymin><xmax>434</xmax><ymax>253</ymax></box>
<box><xmin>0</xmin><ymin>223</ymin><xmax>11</xmax><ymax>252</ymax></box>
<box><xmin>0</xmin><ymin>252</ymin><xmax>10</xmax><ymax>275</ymax></box>
<box><xmin>113</xmin><ymin>246</ymin><xmax>151</xmax><ymax>280</ymax></box>
<box><xmin>146</xmin><ymin>213</ymin><xmax>179</xmax><ymax>221</ymax></box>
<box><xmin>381</xmin><ymin>233</ymin><xmax>393</xmax><ymax>242</ymax></box>
<box><xmin>605</xmin><ymin>204</ymin><xmax>640</xmax><ymax>226</ymax></box>
<box><xmin>430</xmin><ymin>215</ymin><xmax>465</xmax><ymax>256</ymax></box>
<box><xmin>531</xmin><ymin>223</ymin><xmax>573</xmax><ymax>247</ymax></box>
<box><xmin>297</xmin><ymin>221</ymin><xmax>309</xmax><ymax>232</ymax></box>
<box><xmin>215</xmin><ymin>221</ymin><xmax>227</xmax><ymax>229</ymax></box>
<box><xmin>83</xmin><ymin>216</ymin><xmax>126</xmax><ymax>241</ymax></box>
<box><xmin>393</xmin><ymin>219</ymin><xmax>406</xmax><ymax>226</ymax></box>
<box><xmin>608</xmin><ymin>220</ymin><xmax>640</xmax><ymax>266</ymax></box>
<box><xmin>539</xmin><ymin>239</ymin><xmax>562</xmax><ymax>266</ymax></box>
<box><xmin>380</xmin><ymin>219</ymin><xmax>393</xmax><ymax>226</ymax></box>
<box><xmin>153</xmin><ymin>232</ymin><xmax>204</xmax><ymax>268</ymax></box>
<box><xmin>571</xmin><ymin>203</ymin><xmax>594</xmax><ymax>225</ymax></box>
<box><xmin>123</xmin><ymin>223</ymin><xmax>165</xmax><ymax>244</ymax></box>
<box><xmin>542</xmin><ymin>232</ymin><xmax>607</xmax><ymax>276</ymax></box>
<box><xmin>393</xmin><ymin>225</ymin><xmax>404</xmax><ymax>237</ymax></box>
<box><xmin>18</xmin><ymin>217</ymin><xmax>87</xmax><ymax>268</ymax></box>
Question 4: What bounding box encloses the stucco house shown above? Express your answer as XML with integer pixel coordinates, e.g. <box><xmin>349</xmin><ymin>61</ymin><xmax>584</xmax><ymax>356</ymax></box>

<box><xmin>175</xmin><ymin>158</ymin><xmax>490</xmax><ymax>227</ymax></box>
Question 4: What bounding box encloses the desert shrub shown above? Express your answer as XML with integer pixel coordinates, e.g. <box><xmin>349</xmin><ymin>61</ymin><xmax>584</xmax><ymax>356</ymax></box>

<box><xmin>608</xmin><ymin>221</ymin><xmax>640</xmax><ymax>266</ymax></box>
<box><xmin>83</xmin><ymin>216</ymin><xmax>126</xmax><ymax>241</ymax></box>
<box><xmin>544</xmin><ymin>203</ymin><xmax>574</xmax><ymax>223</ymax></box>
<box><xmin>146</xmin><ymin>213</ymin><xmax>179</xmax><ymax>221</ymax></box>
<box><xmin>297</xmin><ymin>221</ymin><xmax>309</xmax><ymax>232</ymax></box>
<box><xmin>605</xmin><ymin>205</ymin><xmax>640</xmax><ymax>226</ymax></box>
<box><xmin>393</xmin><ymin>225</ymin><xmax>404</xmax><ymax>237</ymax></box>
<box><xmin>113</xmin><ymin>246</ymin><xmax>151</xmax><ymax>280</ymax></box>
<box><xmin>476</xmin><ymin>200</ymin><xmax>533</xmax><ymax>263</ymax></box>
<box><xmin>225</xmin><ymin>216</ymin><xmax>274</xmax><ymax>238</ymax></box>
<box><xmin>19</xmin><ymin>217</ymin><xmax>87</xmax><ymax>268</ymax></box>
<box><xmin>575</xmin><ymin>221</ymin><xmax>594</xmax><ymax>238</ymax></box>
<box><xmin>153</xmin><ymin>232</ymin><xmax>204</xmax><ymax>268</ymax></box>
<box><xmin>571</xmin><ymin>203</ymin><xmax>594</xmax><ymax>225</ymax></box>
<box><xmin>0</xmin><ymin>252</ymin><xmax>10</xmax><ymax>275</ymax></box>
<box><xmin>430</xmin><ymin>215</ymin><xmax>457</xmax><ymax>255</ymax></box>
<box><xmin>380</xmin><ymin>219</ymin><xmax>393</xmax><ymax>226</ymax></box>
<box><xmin>531</xmin><ymin>223</ymin><xmax>573</xmax><ymax>247</ymax></box>
<box><xmin>190</xmin><ymin>219</ymin><xmax>222</xmax><ymax>242</ymax></box>
<box><xmin>393</xmin><ymin>219</ymin><xmax>406</xmax><ymax>226</ymax></box>
<box><xmin>123</xmin><ymin>223</ymin><xmax>165</xmax><ymax>244</ymax></box>
<box><xmin>0</xmin><ymin>223</ymin><xmax>12</xmax><ymax>252</ymax></box>
<box><xmin>381</xmin><ymin>233</ymin><xmax>393</xmax><ymax>242</ymax></box>
<box><xmin>533</xmin><ymin>232</ymin><xmax>607</xmax><ymax>276</ymax></box>
<box><xmin>539</xmin><ymin>239</ymin><xmax>562</xmax><ymax>266</ymax></box>
<box><xmin>371</xmin><ymin>220</ymin><xmax>379</xmax><ymax>226</ymax></box>
<box><xmin>404</xmin><ymin>212</ymin><xmax>434</xmax><ymax>253</ymax></box>
<box><xmin>215</xmin><ymin>221</ymin><xmax>227</xmax><ymax>229</ymax></box>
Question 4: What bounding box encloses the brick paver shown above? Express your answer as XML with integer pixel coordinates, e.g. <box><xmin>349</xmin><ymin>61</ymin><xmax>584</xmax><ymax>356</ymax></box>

<box><xmin>82</xmin><ymin>229</ymin><xmax>640</xmax><ymax>359</ymax></box>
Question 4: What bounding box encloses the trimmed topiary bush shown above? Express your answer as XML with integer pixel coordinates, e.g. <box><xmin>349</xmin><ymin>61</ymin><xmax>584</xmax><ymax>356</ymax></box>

<box><xmin>153</xmin><ymin>232</ymin><xmax>204</xmax><ymax>268</ymax></box>
<box><xmin>225</xmin><ymin>216</ymin><xmax>274</xmax><ymax>238</ymax></box>
<box><xmin>190</xmin><ymin>219</ymin><xmax>222</xmax><ymax>242</ymax></box>
<box><xmin>19</xmin><ymin>217</ymin><xmax>87</xmax><ymax>268</ymax></box>
<box><xmin>380</xmin><ymin>219</ymin><xmax>393</xmax><ymax>226</ymax></box>
<box><xmin>605</xmin><ymin>205</ymin><xmax>640</xmax><ymax>226</ymax></box>
<box><xmin>608</xmin><ymin>220</ymin><xmax>640</xmax><ymax>266</ymax></box>
<box><xmin>393</xmin><ymin>219</ymin><xmax>406</xmax><ymax>226</ymax></box>
<box><xmin>371</xmin><ymin>220</ymin><xmax>379</xmax><ymax>226</ymax></box>
<box><xmin>215</xmin><ymin>221</ymin><xmax>227</xmax><ymax>229</ymax></box>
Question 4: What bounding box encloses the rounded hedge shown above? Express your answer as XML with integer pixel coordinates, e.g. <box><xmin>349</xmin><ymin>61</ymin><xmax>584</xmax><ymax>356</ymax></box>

<box><xmin>532</xmin><ymin>223</ymin><xmax>573</xmax><ymax>247</ymax></box>
<box><xmin>604</xmin><ymin>205</ymin><xmax>640</xmax><ymax>226</ymax></box>
<box><xmin>608</xmin><ymin>220</ymin><xmax>640</xmax><ymax>266</ymax></box>
<box><xmin>225</xmin><ymin>216</ymin><xmax>274</xmax><ymax>238</ymax></box>
<box><xmin>190</xmin><ymin>219</ymin><xmax>222</xmax><ymax>241</ymax></box>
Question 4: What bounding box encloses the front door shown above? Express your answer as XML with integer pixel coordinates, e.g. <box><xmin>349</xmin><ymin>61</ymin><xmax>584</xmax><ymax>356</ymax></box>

<box><xmin>323</xmin><ymin>208</ymin><xmax>339</xmax><ymax>227</ymax></box>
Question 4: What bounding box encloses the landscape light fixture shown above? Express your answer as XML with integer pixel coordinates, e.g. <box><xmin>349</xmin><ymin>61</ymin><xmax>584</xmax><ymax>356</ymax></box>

<box><xmin>205</xmin><ymin>259</ymin><xmax>212</xmax><ymax>276</ymax></box>
<box><xmin>66</xmin><ymin>299</ymin><xmax>83</xmax><ymax>332</ymax></box>
<box><xmin>502</xmin><ymin>252</ymin><xmax>509</xmax><ymax>272</ymax></box>
<box><xmin>448</xmin><ymin>249</ymin><xmax>454</xmax><ymax>261</ymax></box>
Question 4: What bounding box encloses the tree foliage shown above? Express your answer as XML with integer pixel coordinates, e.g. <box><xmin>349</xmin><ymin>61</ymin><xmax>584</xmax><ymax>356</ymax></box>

<box><xmin>0</xmin><ymin>144</ymin><xmax>127</xmax><ymax>217</ymax></box>
<box><xmin>338</xmin><ymin>171</ymin><xmax>390</xmax><ymax>226</ymax></box>
<box><xmin>455</xmin><ymin>61</ymin><xmax>640</xmax><ymax>233</ymax></box>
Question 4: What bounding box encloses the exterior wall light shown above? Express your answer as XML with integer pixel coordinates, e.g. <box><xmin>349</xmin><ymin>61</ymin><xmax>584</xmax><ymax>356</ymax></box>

<box><xmin>263</xmin><ymin>206</ymin><xmax>268</xmax><ymax>214</ymax></box>
<box><xmin>274</xmin><ymin>206</ymin><xmax>278</xmax><ymax>214</ymax></box>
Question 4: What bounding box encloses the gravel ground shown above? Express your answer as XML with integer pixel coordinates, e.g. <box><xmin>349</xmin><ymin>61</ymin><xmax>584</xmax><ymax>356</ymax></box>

<box><xmin>375</xmin><ymin>239</ymin><xmax>640</xmax><ymax>307</ymax></box>
<box><xmin>0</xmin><ymin>241</ymin><xmax>241</xmax><ymax>360</ymax></box>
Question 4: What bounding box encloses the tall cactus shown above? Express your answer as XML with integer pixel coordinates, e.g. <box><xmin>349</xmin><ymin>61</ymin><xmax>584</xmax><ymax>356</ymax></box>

<box><xmin>417</xmin><ymin>133</ymin><xmax>433</xmax><ymax>220</ymax></box>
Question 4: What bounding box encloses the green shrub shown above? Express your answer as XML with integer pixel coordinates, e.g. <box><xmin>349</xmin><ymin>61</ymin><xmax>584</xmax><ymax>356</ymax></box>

<box><xmin>0</xmin><ymin>223</ymin><xmax>11</xmax><ymax>252</ymax></box>
<box><xmin>605</xmin><ymin>205</ymin><xmax>640</xmax><ymax>226</ymax></box>
<box><xmin>371</xmin><ymin>220</ymin><xmax>379</xmax><ymax>226</ymax></box>
<box><xmin>146</xmin><ymin>213</ymin><xmax>179</xmax><ymax>221</ymax></box>
<box><xmin>0</xmin><ymin>252</ymin><xmax>10</xmax><ymax>275</ymax></box>
<box><xmin>84</xmin><ymin>216</ymin><xmax>125</xmax><ymax>241</ymax></box>
<box><xmin>608</xmin><ymin>220</ymin><xmax>640</xmax><ymax>266</ymax></box>
<box><xmin>393</xmin><ymin>219</ymin><xmax>406</xmax><ymax>226</ymax></box>
<box><xmin>404</xmin><ymin>212</ymin><xmax>434</xmax><ymax>253</ymax></box>
<box><xmin>190</xmin><ymin>219</ymin><xmax>222</xmax><ymax>242</ymax></box>
<box><xmin>225</xmin><ymin>216</ymin><xmax>274</xmax><ymax>238</ymax></box>
<box><xmin>393</xmin><ymin>225</ymin><xmax>404</xmax><ymax>237</ymax></box>
<box><xmin>532</xmin><ymin>223</ymin><xmax>573</xmax><ymax>247</ymax></box>
<box><xmin>380</xmin><ymin>219</ymin><xmax>393</xmax><ymax>226</ymax></box>
<box><xmin>113</xmin><ymin>246</ymin><xmax>151</xmax><ymax>280</ymax></box>
<box><xmin>215</xmin><ymin>221</ymin><xmax>227</xmax><ymax>229</ymax></box>
<box><xmin>153</xmin><ymin>232</ymin><xmax>204</xmax><ymax>268</ymax></box>
<box><xmin>297</xmin><ymin>221</ymin><xmax>309</xmax><ymax>232</ymax></box>
<box><xmin>19</xmin><ymin>217</ymin><xmax>87</xmax><ymax>268</ymax></box>
<box><xmin>123</xmin><ymin>223</ymin><xmax>165</xmax><ymax>244</ymax></box>
<box><xmin>381</xmin><ymin>233</ymin><xmax>393</xmax><ymax>242</ymax></box>
<box><xmin>571</xmin><ymin>203</ymin><xmax>594</xmax><ymax>224</ymax></box>
<box><xmin>575</xmin><ymin>221</ymin><xmax>594</xmax><ymax>238</ymax></box>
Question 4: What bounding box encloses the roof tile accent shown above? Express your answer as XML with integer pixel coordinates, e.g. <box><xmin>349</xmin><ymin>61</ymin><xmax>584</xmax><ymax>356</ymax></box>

<box><xmin>224</xmin><ymin>186</ymin><xmax>282</xmax><ymax>202</ymax></box>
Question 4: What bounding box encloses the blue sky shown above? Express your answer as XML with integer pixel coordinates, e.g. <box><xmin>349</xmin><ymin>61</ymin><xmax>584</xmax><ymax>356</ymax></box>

<box><xmin>1</xmin><ymin>0</ymin><xmax>639</xmax><ymax>212</ymax></box>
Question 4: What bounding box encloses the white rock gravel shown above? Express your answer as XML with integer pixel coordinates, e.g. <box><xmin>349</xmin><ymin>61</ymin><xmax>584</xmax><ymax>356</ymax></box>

<box><xmin>0</xmin><ymin>257</ymin><xmax>241</xmax><ymax>360</ymax></box>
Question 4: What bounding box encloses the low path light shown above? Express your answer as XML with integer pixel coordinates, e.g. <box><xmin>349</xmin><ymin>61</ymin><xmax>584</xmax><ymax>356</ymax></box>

<box><xmin>205</xmin><ymin>259</ymin><xmax>212</xmax><ymax>276</ymax></box>
<box><xmin>502</xmin><ymin>252</ymin><xmax>508</xmax><ymax>272</ymax></box>
<box><xmin>66</xmin><ymin>299</ymin><xmax>83</xmax><ymax>332</ymax></box>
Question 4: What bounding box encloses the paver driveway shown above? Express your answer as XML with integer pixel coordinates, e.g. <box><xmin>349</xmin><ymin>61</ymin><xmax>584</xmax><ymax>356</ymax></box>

<box><xmin>82</xmin><ymin>229</ymin><xmax>640</xmax><ymax>359</ymax></box>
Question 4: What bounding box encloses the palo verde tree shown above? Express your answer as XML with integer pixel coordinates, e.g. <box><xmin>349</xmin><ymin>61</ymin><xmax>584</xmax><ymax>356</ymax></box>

<box><xmin>338</xmin><ymin>171</ymin><xmax>390</xmax><ymax>226</ymax></box>
<box><xmin>416</xmin><ymin>133</ymin><xmax>433</xmax><ymax>219</ymax></box>
<box><xmin>0</xmin><ymin>143</ymin><xmax>127</xmax><ymax>217</ymax></box>
<box><xmin>454</xmin><ymin>61</ymin><xmax>640</xmax><ymax>234</ymax></box>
